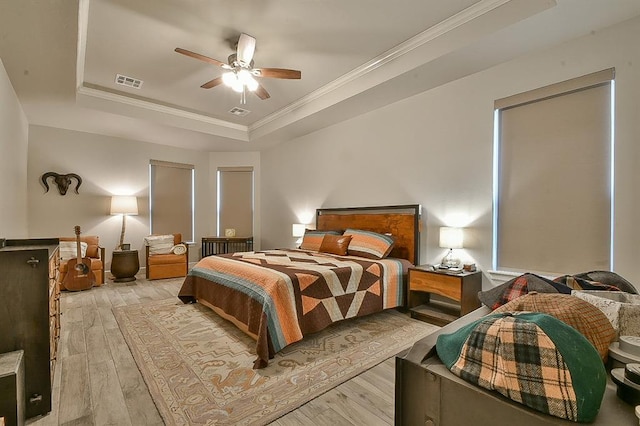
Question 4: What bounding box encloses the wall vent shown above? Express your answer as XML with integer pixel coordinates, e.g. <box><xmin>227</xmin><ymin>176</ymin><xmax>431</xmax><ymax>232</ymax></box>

<box><xmin>115</xmin><ymin>74</ymin><xmax>143</xmax><ymax>89</ymax></box>
<box><xmin>229</xmin><ymin>107</ymin><xmax>250</xmax><ymax>116</ymax></box>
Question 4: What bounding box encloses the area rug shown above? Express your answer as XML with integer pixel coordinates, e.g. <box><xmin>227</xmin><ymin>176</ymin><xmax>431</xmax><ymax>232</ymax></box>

<box><xmin>113</xmin><ymin>299</ymin><xmax>439</xmax><ymax>425</ymax></box>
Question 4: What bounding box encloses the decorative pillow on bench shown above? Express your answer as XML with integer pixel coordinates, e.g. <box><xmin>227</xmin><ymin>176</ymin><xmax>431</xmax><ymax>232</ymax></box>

<box><xmin>59</xmin><ymin>241</ymin><xmax>88</xmax><ymax>261</ymax></box>
<box><xmin>144</xmin><ymin>235</ymin><xmax>175</xmax><ymax>255</ymax></box>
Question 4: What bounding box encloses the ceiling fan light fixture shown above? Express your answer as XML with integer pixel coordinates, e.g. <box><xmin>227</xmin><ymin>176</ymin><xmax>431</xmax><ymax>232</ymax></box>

<box><xmin>222</xmin><ymin>71</ymin><xmax>237</xmax><ymax>87</ymax></box>
<box><xmin>231</xmin><ymin>79</ymin><xmax>244</xmax><ymax>93</ymax></box>
<box><xmin>238</xmin><ymin>69</ymin><xmax>258</xmax><ymax>91</ymax></box>
<box><xmin>246</xmin><ymin>76</ymin><xmax>259</xmax><ymax>92</ymax></box>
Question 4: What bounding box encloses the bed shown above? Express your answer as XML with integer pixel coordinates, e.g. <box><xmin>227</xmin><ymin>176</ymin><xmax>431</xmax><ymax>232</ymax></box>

<box><xmin>178</xmin><ymin>204</ymin><xmax>422</xmax><ymax>368</ymax></box>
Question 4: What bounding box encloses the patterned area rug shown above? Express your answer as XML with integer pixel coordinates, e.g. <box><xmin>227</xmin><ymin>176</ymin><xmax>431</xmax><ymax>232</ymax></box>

<box><xmin>114</xmin><ymin>299</ymin><xmax>438</xmax><ymax>425</ymax></box>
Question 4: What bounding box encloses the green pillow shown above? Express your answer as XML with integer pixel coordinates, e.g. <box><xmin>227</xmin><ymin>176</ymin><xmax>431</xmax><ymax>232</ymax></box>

<box><xmin>436</xmin><ymin>312</ymin><xmax>606</xmax><ymax>423</ymax></box>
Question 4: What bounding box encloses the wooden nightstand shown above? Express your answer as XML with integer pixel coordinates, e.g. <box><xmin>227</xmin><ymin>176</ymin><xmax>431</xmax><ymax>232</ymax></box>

<box><xmin>408</xmin><ymin>266</ymin><xmax>481</xmax><ymax>325</ymax></box>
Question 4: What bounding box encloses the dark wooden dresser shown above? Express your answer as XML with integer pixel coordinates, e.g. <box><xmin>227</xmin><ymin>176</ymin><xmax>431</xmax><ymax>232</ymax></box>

<box><xmin>0</xmin><ymin>238</ymin><xmax>60</xmax><ymax>419</ymax></box>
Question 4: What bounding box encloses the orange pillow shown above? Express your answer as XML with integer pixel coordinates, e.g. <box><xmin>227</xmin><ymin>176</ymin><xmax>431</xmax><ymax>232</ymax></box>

<box><xmin>319</xmin><ymin>234</ymin><xmax>352</xmax><ymax>256</ymax></box>
<box><xmin>299</xmin><ymin>230</ymin><xmax>342</xmax><ymax>251</ymax></box>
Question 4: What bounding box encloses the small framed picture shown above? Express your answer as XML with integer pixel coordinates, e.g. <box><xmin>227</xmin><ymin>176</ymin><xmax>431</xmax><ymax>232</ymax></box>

<box><xmin>121</xmin><ymin>243</ymin><xmax>131</xmax><ymax>250</ymax></box>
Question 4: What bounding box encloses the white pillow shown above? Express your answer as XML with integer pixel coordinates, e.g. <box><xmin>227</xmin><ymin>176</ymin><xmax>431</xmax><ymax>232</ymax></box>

<box><xmin>144</xmin><ymin>235</ymin><xmax>175</xmax><ymax>255</ymax></box>
<box><xmin>171</xmin><ymin>244</ymin><xmax>187</xmax><ymax>255</ymax></box>
<box><xmin>60</xmin><ymin>241</ymin><xmax>88</xmax><ymax>261</ymax></box>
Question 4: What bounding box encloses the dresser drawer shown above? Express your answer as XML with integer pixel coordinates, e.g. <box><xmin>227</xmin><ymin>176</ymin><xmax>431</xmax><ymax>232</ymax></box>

<box><xmin>409</xmin><ymin>270</ymin><xmax>462</xmax><ymax>302</ymax></box>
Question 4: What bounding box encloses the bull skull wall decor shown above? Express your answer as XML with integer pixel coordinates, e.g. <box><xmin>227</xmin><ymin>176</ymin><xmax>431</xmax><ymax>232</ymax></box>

<box><xmin>41</xmin><ymin>172</ymin><xmax>83</xmax><ymax>195</ymax></box>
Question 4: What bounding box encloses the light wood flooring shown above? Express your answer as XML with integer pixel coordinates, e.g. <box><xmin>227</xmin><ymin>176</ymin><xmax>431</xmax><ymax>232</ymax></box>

<box><xmin>27</xmin><ymin>275</ymin><xmax>399</xmax><ymax>426</ymax></box>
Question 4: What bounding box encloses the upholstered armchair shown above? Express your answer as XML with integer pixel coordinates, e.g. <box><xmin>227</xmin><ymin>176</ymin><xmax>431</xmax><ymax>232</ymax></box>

<box><xmin>58</xmin><ymin>235</ymin><xmax>105</xmax><ymax>289</ymax></box>
<box><xmin>145</xmin><ymin>233</ymin><xmax>189</xmax><ymax>280</ymax></box>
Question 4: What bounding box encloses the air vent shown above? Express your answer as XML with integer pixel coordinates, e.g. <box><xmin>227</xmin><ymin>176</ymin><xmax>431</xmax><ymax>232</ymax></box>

<box><xmin>229</xmin><ymin>107</ymin><xmax>250</xmax><ymax>116</ymax></box>
<box><xmin>115</xmin><ymin>74</ymin><xmax>143</xmax><ymax>89</ymax></box>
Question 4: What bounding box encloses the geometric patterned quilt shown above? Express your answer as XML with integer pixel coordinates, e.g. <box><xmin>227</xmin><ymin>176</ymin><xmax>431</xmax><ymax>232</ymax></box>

<box><xmin>178</xmin><ymin>249</ymin><xmax>410</xmax><ymax>368</ymax></box>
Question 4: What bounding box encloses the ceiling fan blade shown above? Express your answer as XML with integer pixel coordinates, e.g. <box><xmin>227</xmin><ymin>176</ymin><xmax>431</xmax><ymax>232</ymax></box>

<box><xmin>175</xmin><ymin>47</ymin><xmax>229</xmax><ymax>68</ymax></box>
<box><xmin>254</xmin><ymin>84</ymin><xmax>270</xmax><ymax>100</ymax></box>
<box><xmin>200</xmin><ymin>76</ymin><xmax>223</xmax><ymax>89</ymax></box>
<box><xmin>237</xmin><ymin>33</ymin><xmax>256</xmax><ymax>66</ymax></box>
<box><xmin>254</xmin><ymin>68</ymin><xmax>301</xmax><ymax>79</ymax></box>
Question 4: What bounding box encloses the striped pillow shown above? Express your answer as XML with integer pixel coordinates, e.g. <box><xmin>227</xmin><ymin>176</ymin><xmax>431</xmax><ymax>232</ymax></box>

<box><xmin>299</xmin><ymin>230</ymin><xmax>342</xmax><ymax>252</ymax></box>
<box><xmin>344</xmin><ymin>229</ymin><xmax>394</xmax><ymax>259</ymax></box>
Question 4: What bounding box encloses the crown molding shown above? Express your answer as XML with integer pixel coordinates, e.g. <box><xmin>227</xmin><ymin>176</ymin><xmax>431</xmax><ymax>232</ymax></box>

<box><xmin>248</xmin><ymin>0</ymin><xmax>514</xmax><ymax>133</ymax></box>
<box><xmin>77</xmin><ymin>85</ymin><xmax>247</xmax><ymax>132</ymax></box>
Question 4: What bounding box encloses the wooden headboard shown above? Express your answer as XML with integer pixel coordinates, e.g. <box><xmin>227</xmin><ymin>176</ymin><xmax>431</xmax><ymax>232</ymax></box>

<box><xmin>316</xmin><ymin>204</ymin><xmax>422</xmax><ymax>265</ymax></box>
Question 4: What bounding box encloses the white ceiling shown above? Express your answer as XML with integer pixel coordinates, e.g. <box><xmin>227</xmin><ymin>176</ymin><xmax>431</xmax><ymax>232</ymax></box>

<box><xmin>1</xmin><ymin>0</ymin><xmax>640</xmax><ymax>151</ymax></box>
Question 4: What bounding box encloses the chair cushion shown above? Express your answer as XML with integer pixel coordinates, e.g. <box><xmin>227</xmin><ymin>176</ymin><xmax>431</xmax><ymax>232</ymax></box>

<box><xmin>60</xmin><ymin>257</ymin><xmax>102</xmax><ymax>273</ymax></box>
<box><xmin>144</xmin><ymin>235</ymin><xmax>175</xmax><ymax>254</ymax></box>
<box><xmin>59</xmin><ymin>236</ymin><xmax>100</xmax><ymax>258</ymax></box>
<box><xmin>59</xmin><ymin>241</ymin><xmax>87</xmax><ymax>261</ymax></box>
<box><xmin>148</xmin><ymin>253</ymin><xmax>186</xmax><ymax>265</ymax></box>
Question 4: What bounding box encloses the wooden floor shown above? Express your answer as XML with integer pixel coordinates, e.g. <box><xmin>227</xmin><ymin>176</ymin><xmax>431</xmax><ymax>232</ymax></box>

<box><xmin>27</xmin><ymin>275</ymin><xmax>399</xmax><ymax>426</ymax></box>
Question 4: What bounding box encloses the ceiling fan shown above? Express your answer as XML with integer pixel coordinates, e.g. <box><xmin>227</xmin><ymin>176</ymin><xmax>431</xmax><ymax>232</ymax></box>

<box><xmin>175</xmin><ymin>33</ymin><xmax>301</xmax><ymax>104</ymax></box>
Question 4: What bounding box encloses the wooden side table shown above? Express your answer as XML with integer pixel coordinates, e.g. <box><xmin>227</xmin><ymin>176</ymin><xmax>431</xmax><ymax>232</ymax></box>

<box><xmin>111</xmin><ymin>250</ymin><xmax>139</xmax><ymax>282</ymax></box>
<box><xmin>408</xmin><ymin>266</ymin><xmax>481</xmax><ymax>325</ymax></box>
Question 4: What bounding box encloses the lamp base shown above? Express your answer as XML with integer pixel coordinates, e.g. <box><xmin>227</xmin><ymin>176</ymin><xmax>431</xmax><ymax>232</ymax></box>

<box><xmin>441</xmin><ymin>249</ymin><xmax>461</xmax><ymax>269</ymax></box>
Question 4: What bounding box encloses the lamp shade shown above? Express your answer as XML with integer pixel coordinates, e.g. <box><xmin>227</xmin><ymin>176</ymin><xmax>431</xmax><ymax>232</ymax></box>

<box><xmin>439</xmin><ymin>227</ymin><xmax>463</xmax><ymax>249</ymax></box>
<box><xmin>110</xmin><ymin>195</ymin><xmax>138</xmax><ymax>215</ymax></box>
<box><xmin>292</xmin><ymin>223</ymin><xmax>306</xmax><ymax>238</ymax></box>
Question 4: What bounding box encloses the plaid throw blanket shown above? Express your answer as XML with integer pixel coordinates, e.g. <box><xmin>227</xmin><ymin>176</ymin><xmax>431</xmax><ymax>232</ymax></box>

<box><xmin>437</xmin><ymin>313</ymin><xmax>607</xmax><ymax>422</ymax></box>
<box><xmin>452</xmin><ymin>315</ymin><xmax>578</xmax><ymax>420</ymax></box>
<box><xmin>480</xmin><ymin>273</ymin><xmax>623</xmax><ymax>311</ymax></box>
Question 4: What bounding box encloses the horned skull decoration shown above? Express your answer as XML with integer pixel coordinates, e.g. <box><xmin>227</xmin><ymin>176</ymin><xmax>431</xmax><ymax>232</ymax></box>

<box><xmin>41</xmin><ymin>172</ymin><xmax>83</xmax><ymax>195</ymax></box>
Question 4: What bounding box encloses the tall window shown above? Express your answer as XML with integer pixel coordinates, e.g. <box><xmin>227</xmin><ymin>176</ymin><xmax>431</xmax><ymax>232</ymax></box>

<box><xmin>493</xmin><ymin>68</ymin><xmax>614</xmax><ymax>275</ymax></box>
<box><xmin>217</xmin><ymin>167</ymin><xmax>253</xmax><ymax>237</ymax></box>
<box><xmin>150</xmin><ymin>160</ymin><xmax>194</xmax><ymax>242</ymax></box>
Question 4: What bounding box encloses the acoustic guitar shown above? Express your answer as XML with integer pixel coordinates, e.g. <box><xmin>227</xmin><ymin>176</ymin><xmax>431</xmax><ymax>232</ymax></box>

<box><xmin>63</xmin><ymin>225</ymin><xmax>95</xmax><ymax>291</ymax></box>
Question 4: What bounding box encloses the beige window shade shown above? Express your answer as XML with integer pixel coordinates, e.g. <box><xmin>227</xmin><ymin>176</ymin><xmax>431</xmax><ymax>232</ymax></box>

<box><xmin>218</xmin><ymin>167</ymin><xmax>253</xmax><ymax>237</ymax></box>
<box><xmin>150</xmin><ymin>160</ymin><xmax>194</xmax><ymax>242</ymax></box>
<box><xmin>495</xmin><ymin>69</ymin><xmax>613</xmax><ymax>274</ymax></box>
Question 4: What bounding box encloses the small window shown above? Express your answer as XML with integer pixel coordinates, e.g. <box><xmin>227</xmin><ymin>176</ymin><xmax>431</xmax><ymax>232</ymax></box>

<box><xmin>217</xmin><ymin>167</ymin><xmax>253</xmax><ymax>237</ymax></box>
<box><xmin>150</xmin><ymin>160</ymin><xmax>194</xmax><ymax>242</ymax></box>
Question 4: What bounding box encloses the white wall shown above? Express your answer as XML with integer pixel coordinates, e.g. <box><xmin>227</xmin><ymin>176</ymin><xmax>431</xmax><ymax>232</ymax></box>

<box><xmin>260</xmin><ymin>16</ymin><xmax>640</xmax><ymax>288</ymax></box>
<box><xmin>0</xmin><ymin>59</ymin><xmax>29</xmax><ymax>238</ymax></box>
<box><xmin>27</xmin><ymin>125</ymin><xmax>214</xmax><ymax>269</ymax></box>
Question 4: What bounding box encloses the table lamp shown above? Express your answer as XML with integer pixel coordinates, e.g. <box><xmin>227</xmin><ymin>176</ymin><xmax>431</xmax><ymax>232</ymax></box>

<box><xmin>110</xmin><ymin>195</ymin><xmax>138</xmax><ymax>250</ymax></box>
<box><xmin>439</xmin><ymin>227</ymin><xmax>463</xmax><ymax>268</ymax></box>
<box><xmin>292</xmin><ymin>223</ymin><xmax>306</xmax><ymax>246</ymax></box>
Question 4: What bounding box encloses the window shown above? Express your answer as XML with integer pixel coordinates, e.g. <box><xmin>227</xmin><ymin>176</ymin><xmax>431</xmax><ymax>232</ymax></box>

<box><xmin>493</xmin><ymin>68</ymin><xmax>614</xmax><ymax>275</ymax></box>
<box><xmin>150</xmin><ymin>160</ymin><xmax>194</xmax><ymax>242</ymax></box>
<box><xmin>217</xmin><ymin>167</ymin><xmax>253</xmax><ymax>237</ymax></box>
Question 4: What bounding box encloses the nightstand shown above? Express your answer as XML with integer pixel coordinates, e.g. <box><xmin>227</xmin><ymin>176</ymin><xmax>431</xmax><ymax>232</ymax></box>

<box><xmin>408</xmin><ymin>266</ymin><xmax>481</xmax><ymax>325</ymax></box>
